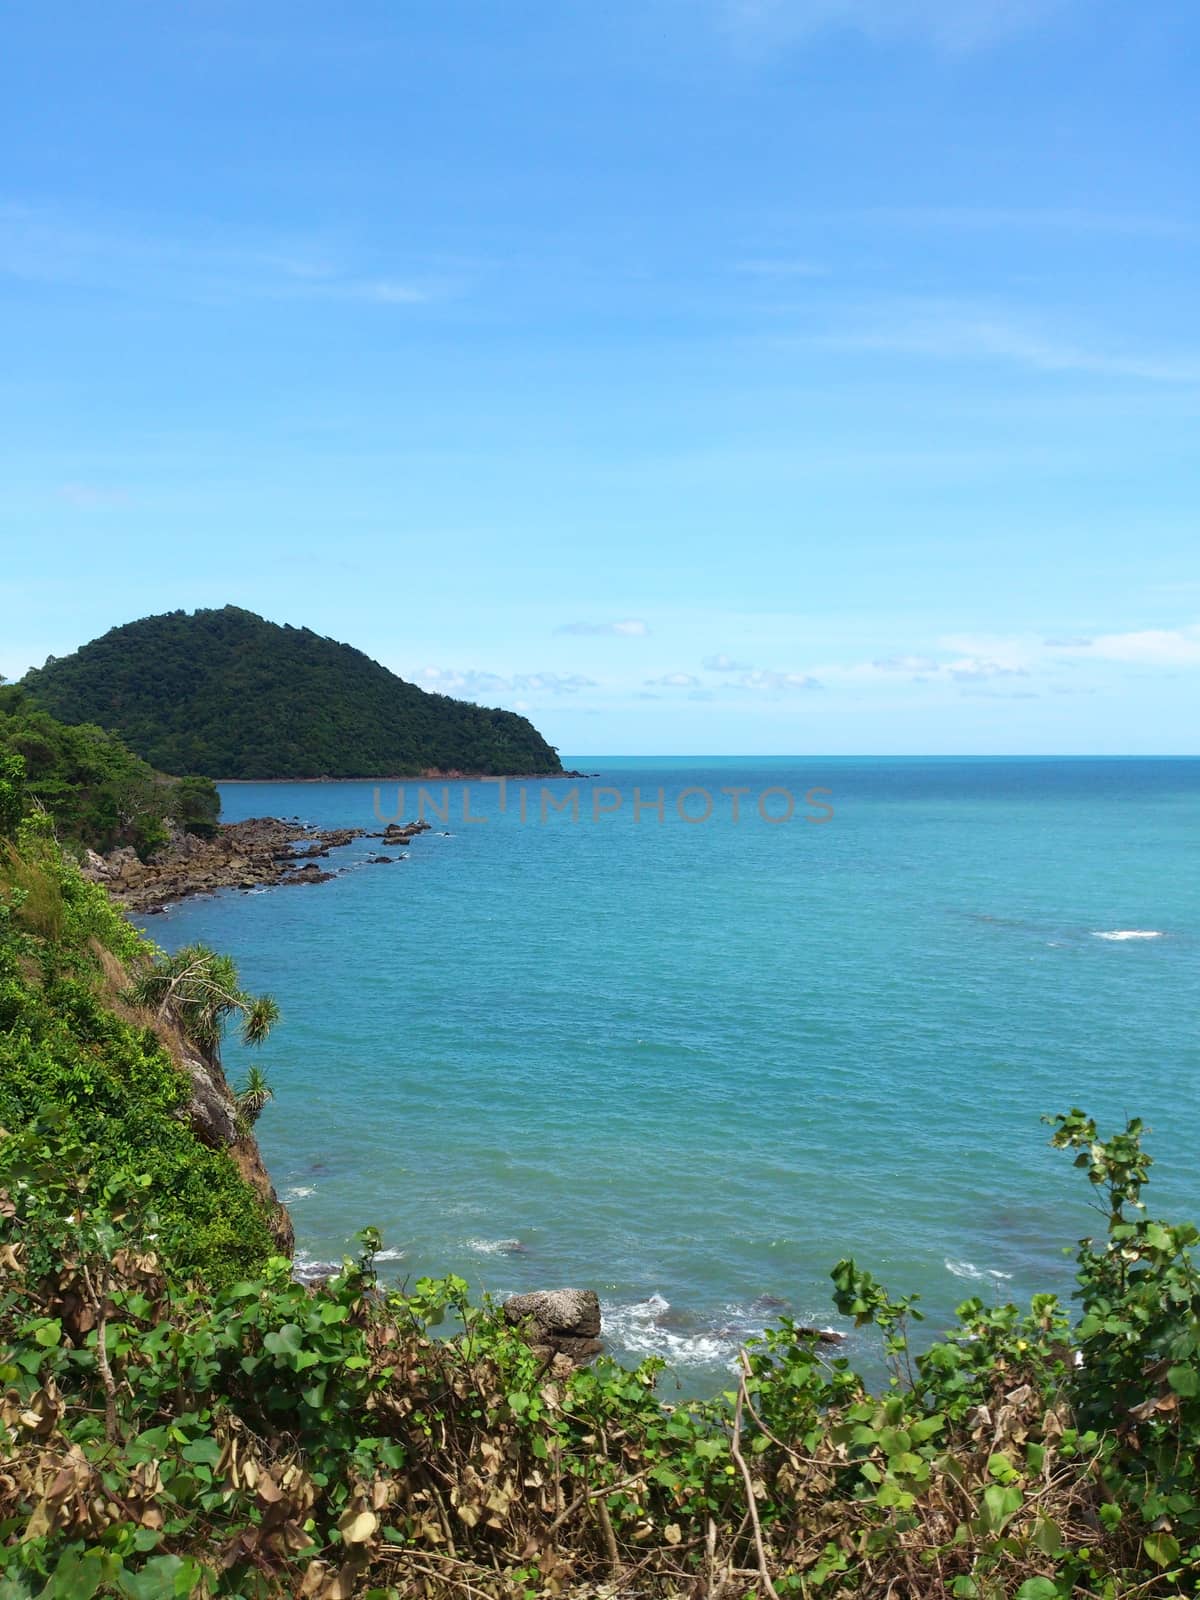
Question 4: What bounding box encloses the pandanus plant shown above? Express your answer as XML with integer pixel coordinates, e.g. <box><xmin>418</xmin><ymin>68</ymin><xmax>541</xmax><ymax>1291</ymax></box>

<box><xmin>127</xmin><ymin>942</ymin><xmax>279</xmax><ymax>1053</ymax></box>
<box><xmin>234</xmin><ymin>1064</ymin><xmax>274</xmax><ymax>1126</ymax></box>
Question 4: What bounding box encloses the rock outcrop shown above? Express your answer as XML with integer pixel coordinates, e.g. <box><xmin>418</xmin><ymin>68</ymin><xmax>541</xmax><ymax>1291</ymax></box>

<box><xmin>80</xmin><ymin>817</ymin><xmax>405</xmax><ymax>914</ymax></box>
<box><xmin>380</xmin><ymin>820</ymin><xmax>432</xmax><ymax>847</ymax></box>
<box><xmin>503</xmin><ymin>1289</ymin><xmax>604</xmax><ymax>1366</ymax></box>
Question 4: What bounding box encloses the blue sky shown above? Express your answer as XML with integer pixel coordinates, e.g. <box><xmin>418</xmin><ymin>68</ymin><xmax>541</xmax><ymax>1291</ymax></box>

<box><xmin>3</xmin><ymin>0</ymin><xmax>1198</xmax><ymax>754</ymax></box>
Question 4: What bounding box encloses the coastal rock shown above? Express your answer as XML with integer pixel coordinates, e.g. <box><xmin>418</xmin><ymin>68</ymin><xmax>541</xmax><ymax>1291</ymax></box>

<box><xmin>180</xmin><ymin>1046</ymin><xmax>240</xmax><ymax>1148</ymax></box>
<box><xmin>97</xmin><ymin>815</ymin><xmax>405</xmax><ymax>914</ymax></box>
<box><xmin>82</xmin><ymin>848</ymin><xmax>111</xmax><ymax>880</ymax></box>
<box><xmin>503</xmin><ymin>1288</ymin><xmax>603</xmax><ymax>1364</ymax></box>
<box><xmin>381</xmin><ymin>820</ymin><xmax>432</xmax><ymax>845</ymax></box>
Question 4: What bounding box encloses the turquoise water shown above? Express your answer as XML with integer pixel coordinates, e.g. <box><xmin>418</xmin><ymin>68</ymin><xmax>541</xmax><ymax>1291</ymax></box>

<box><xmin>147</xmin><ymin>759</ymin><xmax>1200</xmax><ymax>1388</ymax></box>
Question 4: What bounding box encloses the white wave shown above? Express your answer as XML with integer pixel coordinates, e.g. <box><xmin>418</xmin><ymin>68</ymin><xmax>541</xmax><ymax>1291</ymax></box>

<box><xmin>945</xmin><ymin>1259</ymin><xmax>1013</xmax><ymax>1283</ymax></box>
<box><xmin>1091</xmin><ymin>929</ymin><xmax>1164</xmax><ymax>942</ymax></box>
<box><xmin>293</xmin><ymin>1252</ymin><xmax>341</xmax><ymax>1284</ymax></box>
<box><xmin>464</xmin><ymin>1237</ymin><xmax>526</xmax><ymax>1256</ymax></box>
<box><xmin>601</xmin><ymin>1294</ymin><xmax>740</xmax><ymax>1371</ymax></box>
<box><xmin>374</xmin><ymin>1247</ymin><xmax>406</xmax><ymax>1262</ymax></box>
<box><xmin>283</xmin><ymin>1185</ymin><xmax>317</xmax><ymax>1200</ymax></box>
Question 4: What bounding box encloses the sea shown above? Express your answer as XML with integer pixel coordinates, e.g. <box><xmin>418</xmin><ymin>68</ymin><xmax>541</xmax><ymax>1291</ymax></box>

<box><xmin>143</xmin><ymin>758</ymin><xmax>1200</xmax><ymax>1392</ymax></box>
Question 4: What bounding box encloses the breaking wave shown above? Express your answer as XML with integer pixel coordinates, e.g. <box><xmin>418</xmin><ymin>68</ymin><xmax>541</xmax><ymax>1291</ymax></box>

<box><xmin>945</xmin><ymin>1258</ymin><xmax>1013</xmax><ymax>1283</ymax></box>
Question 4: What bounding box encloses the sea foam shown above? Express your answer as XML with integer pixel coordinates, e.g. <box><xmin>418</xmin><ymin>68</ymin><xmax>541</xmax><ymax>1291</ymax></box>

<box><xmin>945</xmin><ymin>1259</ymin><xmax>1013</xmax><ymax>1283</ymax></box>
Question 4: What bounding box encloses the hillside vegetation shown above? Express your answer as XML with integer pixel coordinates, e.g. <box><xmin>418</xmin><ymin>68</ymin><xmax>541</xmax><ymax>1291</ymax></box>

<box><xmin>1</xmin><ymin>767</ymin><xmax>1198</xmax><ymax>1596</ymax></box>
<box><xmin>0</xmin><ymin>687</ymin><xmax>219</xmax><ymax>857</ymax></box>
<box><xmin>21</xmin><ymin>607</ymin><xmax>562</xmax><ymax>780</ymax></box>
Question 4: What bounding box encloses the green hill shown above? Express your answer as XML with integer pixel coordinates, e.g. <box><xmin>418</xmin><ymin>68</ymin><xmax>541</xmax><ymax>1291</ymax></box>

<box><xmin>21</xmin><ymin>605</ymin><xmax>562</xmax><ymax>779</ymax></box>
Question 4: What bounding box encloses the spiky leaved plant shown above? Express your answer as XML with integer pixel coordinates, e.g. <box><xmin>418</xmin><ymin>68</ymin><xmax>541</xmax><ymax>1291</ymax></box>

<box><xmin>126</xmin><ymin>942</ymin><xmax>279</xmax><ymax>1054</ymax></box>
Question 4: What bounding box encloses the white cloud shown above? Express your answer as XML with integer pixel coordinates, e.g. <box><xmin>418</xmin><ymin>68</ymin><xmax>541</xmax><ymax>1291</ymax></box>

<box><xmin>644</xmin><ymin>671</ymin><xmax>702</xmax><ymax>688</ymax></box>
<box><xmin>416</xmin><ymin>666</ymin><xmax>597</xmax><ymax>701</ymax></box>
<box><xmin>1079</xmin><ymin>625</ymin><xmax>1200</xmax><ymax>667</ymax></box>
<box><xmin>736</xmin><ymin>669</ymin><xmax>823</xmax><ymax>692</ymax></box>
<box><xmin>702</xmin><ymin>652</ymin><xmax>753</xmax><ymax>671</ymax></box>
<box><xmin>557</xmin><ymin>618</ymin><xmax>650</xmax><ymax>637</ymax></box>
<box><xmin>872</xmin><ymin>654</ymin><xmax>941</xmax><ymax>675</ymax></box>
<box><xmin>946</xmin><ymin>657</ymin><xmax>1029</xmax><ymax>683</ymax></box>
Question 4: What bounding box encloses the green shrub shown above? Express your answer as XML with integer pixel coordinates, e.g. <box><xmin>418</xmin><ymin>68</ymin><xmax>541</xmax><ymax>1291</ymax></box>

<box><xmin>0</xmin><ymin>1110</ymin><xmax>1196</xmax><ymax>1598</ymax></box>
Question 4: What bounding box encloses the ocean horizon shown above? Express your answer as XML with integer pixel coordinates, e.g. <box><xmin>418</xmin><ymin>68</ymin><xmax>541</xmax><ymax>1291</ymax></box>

<box><xmin>146</xmin><ymin>755</ymin><xmax>1200</xmax><ymax>1390</ymax></box>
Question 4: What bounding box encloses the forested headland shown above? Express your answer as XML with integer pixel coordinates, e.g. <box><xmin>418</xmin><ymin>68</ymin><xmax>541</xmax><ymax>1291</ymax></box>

<box><xmin>21</xmin><ymin>606</ymin><xmax>563</xmax><ymax>780</ymax></box>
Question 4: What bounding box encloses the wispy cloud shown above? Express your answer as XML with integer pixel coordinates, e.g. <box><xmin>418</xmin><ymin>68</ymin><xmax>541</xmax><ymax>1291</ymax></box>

<box><xmin>644</xmin><ymin>671</ymin><xmax>702</xmax><ymax>688</ymax></box>
<box><xmin>557</xmin><ymin>618</ymin><xmax>650</xmax><ymax>637</ymax></box>
<box><xmin>734</xmin><ymin>668</ymin><xmax>823</xmax><ymax>693</ymax></box>
<box><xmin>938</xmin><ymin>624</ymin><xmax>1200</xmax><ymax>673</ymax></box>
<box><xmin>415</xmin><ymin>667</ymin><xmax>597</xmax><ymax>701</ymax></box>
<box><xmin>734</xmin><ymin>257</ymin><xmax>827</xmax><ymax>278</ymax></box>
<box><xmin>721</xmin><ymin>0</ymin><xmax>1070</xmax><ymax>54</ymax></box>
<box><xmin>57</xmin><ymin>482</ymin><xmax>130</xmax><ymax>510</ymax></box>
<box><xmin>814</xmin><ymin>300</ymin><xmax>1200</xmax><ymax>385</ymax></box>
<box><xmin>1077</xmin><ymin>624</ymin><xmax>1200</xmax><ymax>667</ymax></box>
<box><xmin>850</xmin><ymin>206</ymin><xmax>1199</xmax><ymax>240</ymax></box>
<box><xmin>698</xmin><ymin>654</ymin><xmax>823</xmax><ymax>693</ymax></box>
<box><xmin>0</xmin><ymin>203</ymin><xmax>437</xmax><ymax>307</ymax></box>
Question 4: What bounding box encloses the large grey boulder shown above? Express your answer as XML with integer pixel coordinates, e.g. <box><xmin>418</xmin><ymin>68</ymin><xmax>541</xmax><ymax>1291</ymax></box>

<box><xmin>503</xmin><ymin>1289</ymin><xmax>603</xmax><ymax>1364</ymax></box>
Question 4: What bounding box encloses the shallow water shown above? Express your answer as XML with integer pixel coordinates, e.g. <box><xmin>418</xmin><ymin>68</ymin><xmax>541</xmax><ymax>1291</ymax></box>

<box><xmin>146</xmin><ymin>758</ymin><xmax>1200</xmax><ymax>1390</ymax></box>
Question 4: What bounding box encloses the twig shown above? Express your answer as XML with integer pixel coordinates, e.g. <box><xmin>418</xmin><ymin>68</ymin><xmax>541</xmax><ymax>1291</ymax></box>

<box><xmin>80</xmin><ymin>1261</ymin><xmax>118</xmax><ymax>1442</ymax></box>
<box><xmin>391</xmin><ymin>1556</ymin><xmax>496</xmax><ymax>1599</ymax></box>
<box><xmin>545</xmin><ymin>1464</ymin><xmax>657</xmax><ymax>1535</ymax></box>
<box><xmin>732</xmin><ymin>1352</ymin><xmax>780</xmax><ymax>1600</ymax></box>
<box><xmin>595</xmin><ymin>1492</ymin><xmax>620</xmax><ymax>1574</ymax></box>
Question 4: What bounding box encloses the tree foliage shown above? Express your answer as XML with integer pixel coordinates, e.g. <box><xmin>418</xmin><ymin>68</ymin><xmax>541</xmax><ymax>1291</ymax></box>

<box><xmin>126</xmin><ymin>944</ymin><xmax>279</xmax><ymax>1055</ymax></box>
<box><xmin>0</xmin><ymin>817</ymin><xmax>275</xmax><ymax>1290</ymax></box>
<box><xmin>21</xmin><ymin>607</ymin><xmax>563</xmax><ymax>780</ymax></box>
<box><xmin>0</xmin><ymin>688</ymin><xmax>220</xmax><ymax>857</ymax></box>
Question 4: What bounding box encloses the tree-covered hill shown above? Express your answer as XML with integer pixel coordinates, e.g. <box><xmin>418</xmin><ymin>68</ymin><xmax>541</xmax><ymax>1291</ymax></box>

<box><xmin>21</xmin><ymin>606</ymin><xmax>563</xmax><ymax>779</ymax></box>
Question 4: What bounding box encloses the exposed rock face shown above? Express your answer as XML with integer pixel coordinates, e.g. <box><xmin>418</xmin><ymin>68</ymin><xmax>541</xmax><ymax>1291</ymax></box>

<box><xmin>503</xmin><ymin>1289</ymin><xmax>604</xmax><ymax>1365</ymax></box>
<box><xmin>170</xmin><ymin>1028</ymin><xmax>294</xmax><ymax>1258</ymax></box>
<box><xmin>381</xmin><ymin>820</ymin><xmax>431</xmax><ymax>846</ymax></box>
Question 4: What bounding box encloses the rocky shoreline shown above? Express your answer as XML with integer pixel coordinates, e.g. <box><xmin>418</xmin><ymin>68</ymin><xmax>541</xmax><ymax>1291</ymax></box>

<box><xmin>82</xmin><ymin>815</ymin><xmax>432</xmax><ymax>915</ymax></box>
<box><xmin>216</xmin><ymin>768</ymin><xmax>598</xmax><ymax>782</ymax></box>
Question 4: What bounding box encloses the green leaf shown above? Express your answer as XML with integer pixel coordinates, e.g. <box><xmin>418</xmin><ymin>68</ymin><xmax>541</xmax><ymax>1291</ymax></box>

<box><xmin>1167</xmin><ymin>1364</ymin><xmax>1198</xmax><ymax>1397</ymax></box>
<box><xmin>116</xmin><ymin>1555</ymin><xmax>200</xmax><ymax>1600</ymax></box>
<box><xmin>1015</xmin><ymin>1580</ymin><xmax>1060</xmax><ymax>1600</ymax></box>
<box><xmin>179</xmin><ymin>1437</ymin><xmax>221</xmax><ymax>1466</ymax></box>
<box><xmin>263</xmin><ymin>1322</ymin><xmax>305</xmax><ymax>1357</ymax></box>
<box><xmin>1031</xmin><ymin>1514</ymin><xmax>1063</xmax><ymax>1555</ymax></box>
<box><xmin>50</xmin><ymin>1552</ymin><xmax>107</xmax><ymax>1600</ymax></box>
<box><xmin>1143</xmin><ymin>1531</ymin><xmax>1180</xmax><ymax>1568</ymax></box>
<box><xmin>978</xmin><ymin>1482</ymin><xmax>1022</xmax><ymax>1535</ymax></box>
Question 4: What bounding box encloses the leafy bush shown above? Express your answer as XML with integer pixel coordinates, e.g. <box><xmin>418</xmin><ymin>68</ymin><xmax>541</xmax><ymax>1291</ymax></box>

<box><xmin>0</xmin><ymin>827</ymin><xmax>274</xmax><ymax>1290</ymax></box>
<box><xmin>0</xmin><ymin>1110</ymin><xmax>1197</xmax><ymax>1597</ymax></box>
<box><xmin>0</xmin><ymin>687</ymin><xmax>220</xmax><ymax>858</ymax></box>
